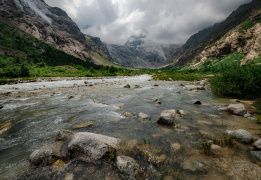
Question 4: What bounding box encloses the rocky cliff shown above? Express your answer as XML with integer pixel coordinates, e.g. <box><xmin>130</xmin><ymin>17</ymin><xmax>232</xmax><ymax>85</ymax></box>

<box><xmin>0</xmin><ymin>0</ymin><xmax>113</xmax><ymax>64</ymax></box>
<box><xmin>170</xmin><ymin>0</ymin><xmax>261</xmax><ymax>67</ymax></box>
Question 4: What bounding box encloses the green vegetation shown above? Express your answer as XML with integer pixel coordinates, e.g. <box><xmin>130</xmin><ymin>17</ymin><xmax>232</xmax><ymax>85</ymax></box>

<box><xmin>0</xmin><ymin>21</ymin><xmax>132</xmax><ymax>83</ymax></box>
<box><xmin>199</xmin><ymin>140</ymin><xmax>212</xmax><ymax>155</ymax></box>
<box><xmin>210</xmin><ymin>63</ymin><xmax>261</xmax><ymax>99</ymax></box>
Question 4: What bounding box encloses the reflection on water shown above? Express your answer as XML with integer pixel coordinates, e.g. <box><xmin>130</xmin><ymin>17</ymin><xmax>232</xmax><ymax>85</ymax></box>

<box><xmin>0</xmin><ymin>75</ymin><xmax>260</xmax><ymax>179</ymax></box>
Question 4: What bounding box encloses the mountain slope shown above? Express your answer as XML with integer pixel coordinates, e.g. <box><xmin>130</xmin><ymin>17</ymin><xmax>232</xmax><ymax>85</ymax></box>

<box><xmin>0</xmin><ymin>0</ymin><xmax>114</xmax><ymax>65</ymax></box>
<box><xmin>107</xmin><ymin>36</ymin><xmax>180</xmax><ymax>68</ymax></box>
<box><xmin>170</xmin><ymin>0</ymin><xmax>261</xmax><ymax>67</ymax></box>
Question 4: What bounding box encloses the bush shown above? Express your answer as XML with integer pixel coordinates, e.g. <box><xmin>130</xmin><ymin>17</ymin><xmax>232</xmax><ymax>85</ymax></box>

<box><xmin>210</xmin><ymin>63</ymin><xmax>261</xmax><ymax>99</ymax></box>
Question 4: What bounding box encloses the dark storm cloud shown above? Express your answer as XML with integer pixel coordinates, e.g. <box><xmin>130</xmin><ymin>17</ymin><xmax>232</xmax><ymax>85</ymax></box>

<box><xmin>45</xmin><ymin>0</ymin><xmax>252</xmax><ymax>44</ymax></box>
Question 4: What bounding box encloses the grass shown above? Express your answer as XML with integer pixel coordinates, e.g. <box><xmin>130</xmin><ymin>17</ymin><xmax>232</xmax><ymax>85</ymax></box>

<box><xmin>199</xmin><ymin>140</ymin><xmax>212</xmax><ymax>155</ymax></box>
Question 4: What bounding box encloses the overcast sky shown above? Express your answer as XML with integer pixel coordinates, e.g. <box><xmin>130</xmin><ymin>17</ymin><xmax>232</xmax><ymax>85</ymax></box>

<box><xmin>45</xmin><ymin>0</ymin><xmax>252</xmax><ymax>45</ymax></box>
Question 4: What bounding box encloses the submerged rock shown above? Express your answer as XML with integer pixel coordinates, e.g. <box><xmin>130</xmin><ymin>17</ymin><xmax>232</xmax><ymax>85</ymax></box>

<box><xmin>115</xmin><ymin>103</ymin><xmax>124</xmax><ymax>109</ymax></box>
<box><xmin>154</xmin><ymin>99</ymin><xmax>162</xmax><ymax>104</ymax></box>
<box><xmin>157</xmin><ymin>110</ymin><xmax>176</xmax><ymax>125</ymax></box>
<box><xmin>72</xmin><ymin>122</ymin><xmax>94</xmax><ymax>130</ymax></box>
<box><xmin>182</xmin><ymin>160</ymin><xmax>206</xmax><ymax>173</ymax></box>
<box><xmin>184</xmin><ymin>85</ymin><xmax>197</xmax><ymax>91</ymax></box>
<box><xmin>137</xmin><ymin>112</ymin><xmax>149</xmax><ymax>120</ymax></box>
<box><xmin>124</xmin><ymin>84</ymin><xmax>131</xmax><ymax>88</ymax></box>
<box><xmin>0</xmin><ymin>104</ymin><xmax>4</xmax><ymax>110</ymax></box>
<box><xmin>191</xmin><ymin>99</ymin><xmax>202</xmax><ymax>105</ymax></box>
<box><xmin>226</xmin><ymin>129</ymin><xmax>253</xmax><ymax>144</ymax></box>
<box><xmin>228</xmin><ymin>103</ymin><xmax>247</xmax><ymax>116</ymax></box>
<box><xmin>68</xmin><ymin>132</ymin><xmax>122</xmax><ymax>163</ymax></box>
<box><xmin>218</xmin><ymin>107</ymin><xmax>229</xmax><ymax>112</ymax></box>
<box><xmin>116</xmin><ymin>156</ymin><xmax>140</xmax><ymax>180</ymax></box>
<box><xmin>134</xmin><ymin>85</ymin><xmax>141</xmax><ymax>88</ymax></box>
<box><xmin>123</xmin><ymin>112</ymin><xmax>133</xmax><ymax>117</ymax></box>
<box><xmin>0</xmin><ymin>122</ymin><xmax>12</xmax><ymax>136</ymax></box>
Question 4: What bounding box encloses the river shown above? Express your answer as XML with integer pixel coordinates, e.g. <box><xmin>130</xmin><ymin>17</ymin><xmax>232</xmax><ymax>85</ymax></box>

<box><xmin>0</xmin><ymin>75</ymin><xmax>260</xmax><ymax>179</ymax></box>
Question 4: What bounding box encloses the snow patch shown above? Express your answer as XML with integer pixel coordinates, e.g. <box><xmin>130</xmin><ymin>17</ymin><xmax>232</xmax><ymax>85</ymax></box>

<box><xmin>14</xmin><ymin>0</ymin><xmax>52</xmax><ymax>25</ymax></box>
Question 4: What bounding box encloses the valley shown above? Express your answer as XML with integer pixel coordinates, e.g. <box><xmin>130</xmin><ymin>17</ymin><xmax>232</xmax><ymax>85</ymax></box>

<box><xmin>0</xmin><ymin>0</ymin><xmax>261</xmax><ymax>179</ymax></box>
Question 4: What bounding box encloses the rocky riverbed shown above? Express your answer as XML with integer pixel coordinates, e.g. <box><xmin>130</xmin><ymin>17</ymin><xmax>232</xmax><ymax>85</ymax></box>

<box><xmin>0</xmin><ymin>75</ymin><xmax>261</xmax><ymax>179</ymax></box>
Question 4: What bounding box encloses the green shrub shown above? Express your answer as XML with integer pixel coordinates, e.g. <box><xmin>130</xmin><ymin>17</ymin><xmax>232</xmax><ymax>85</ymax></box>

<box><xmin>210</xmin><ymin>63</ymin><xmax>261</xmax><ymax>99</ymax></box>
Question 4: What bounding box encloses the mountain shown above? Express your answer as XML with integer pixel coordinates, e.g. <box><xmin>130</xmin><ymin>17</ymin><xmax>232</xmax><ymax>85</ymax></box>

<box><xmin>85</xmin><ymin>35</ymin><xmax>115</xmax><ymax>65</ymax></box>
<box><xmin>107</xmin><ymin>36</ymin><xmax>180</xmax><ymax>68</ymax></box>
<box><xmin>0</xmin><ymin>0</ymin><xmax>113</xmax><ymax>64</ymax></box>
<box><xmin>169</xmin><ymin>0</ymin><xmax>261</xmax><ymax>68</ymax></box>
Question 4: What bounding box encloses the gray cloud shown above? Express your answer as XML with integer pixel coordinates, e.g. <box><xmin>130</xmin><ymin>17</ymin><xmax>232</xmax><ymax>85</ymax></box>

<box><xmin>45</xmin><ymin>0</ymin><xmax>252</xmax><ymax>44</ymax></box>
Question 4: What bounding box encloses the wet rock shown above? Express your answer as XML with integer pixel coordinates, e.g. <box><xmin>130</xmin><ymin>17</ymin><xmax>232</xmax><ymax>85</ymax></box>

<box><xmin>177</xmin><ymin>83</ymin><xmax>184</xmax><ymax>86</ymax></box>
<box><xmin>157</xmin><ymin>110</ymin><xmax>176</xmax><ymax>126</ymax></box>
<box><xmin>84</xmin><ymin>81</ymin><xmax>88</xmax><ymax>84</ymax></box>
<box><xmin>184</xmin><ymin>85</ymin><xmax>197</xmax><ymax>91</ymax></box>
<box><xmin>171</xmin><ymin>143</ymin><xmax>181</xmax><ymax>152</ymax></box>
<box><xmin>153</xmin><ymin>84</ymin><xmax>159</xmax><ymax>87</ymax></box>
<box><xmin>67</xmin><ymin>95</ymin><xmax>75</xmax><ymax>100</ymax></box>
<box><xmin>116</xmin><ymin>156</ymin><xmax>140</xmax><ymax>180</ymax></box>
<box><xmin>0</xmin><ymin>122</ymin><xmax>12</xmax><ymax>136</ymax></box>
<box><xmin>68</xmin><ymin>132</ymin><xmax>122</xmax><ymax>163</ymax></box>
<box><xmin>65</xmin><ymin>173</ymin><xmax>74</xmax><ymax>180</ymax></box>
<box><xmin>196</xmin><ymin>86</ymin><xmax>205</xmax><ymax>90</ymax></box>
<box><xmin>29</xmin><ymin>145</ymin><xmax>56</xmax><ymax>166</ymax></box>
<box><xmin>249</xmin><ymin>151</ymin><xmax>261</xmax><ymax>163</ymax></box>
<box><xmin>244</xmin><ymin>113</ymin><xmax>257</xmax><ymax>121</ymax></box>
<box><xmin>137</xmin><ymin>112</ymin><xmax>149</xmax><ymax>120</ymax></box>
<box><xmin>182</xmin><ymin>160</ymin><xmax>206</xmax><ymax>173</ymax></box>
<box><xmin>154</xmin><ymin>99</ymin><xmax>162</xmax><ymax>104</ymax></box>
<box><xmin>218</xmin><ymin>107</ymin><xmax>229</xmax><ymax>112</ymax></box>
<box><xmin>254</xmin><ymin>139</ymin><xmax>261</xmax><ymax>150</ymax></box>
<box><xmin>123</xmin><ymin>112</ymin><xmax>133</xmax><ymax>117</ymax></box>
<box><xmin>211</xmin><ymin>144</ymin><xmax>222</xmax><ymax>152</ymax></box>
<box><xmin>115</xmin><ymin>103</ymin><xmax>124</xmax><ymax>109</ymax></box>
<box><xmin>55</xmin><ymin>130</ymin><xmax>74</xmax><ymax>141</ymax></box>
<box><xmin>176</xmin><ymin>91</ymin><xmax>181</xmax><ymax>94</ymax></box>
<box><xmin>134</xmin><ymin>85</ymin><xmax>141</xmax><ymax>88</ymax></box>
<box><xmin>226</xmin><ymin>129</ymin><xmax>253</xmax><ymax>144</ymax></box>
<box><xmin>0</xmin><ymin>104</ymin><xmax>4</xmax><ymax>110</ymax></box>
<box><xmin>228</xmin><ymin>103</ymin><xmax>247</xmax><ymax>116</ymax></box>
<box><xmin>72</xmin><ymin>122</ymin><xmax>94</xmax><ymax>130</ymax></box>
<box><xmin>191</xmin><ymin>99</ymin><xmax>202</xmax><ymax>105</ymax></box>
<box><xmin>124</xmin><ymin>84</ymin><xmax>131</xmax><ymax>88</ymax></box>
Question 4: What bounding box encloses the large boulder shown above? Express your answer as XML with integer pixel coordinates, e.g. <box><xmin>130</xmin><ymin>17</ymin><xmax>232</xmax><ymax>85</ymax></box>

<box><xmin>226</xmin><ymin>129</ymin><xmax>253</xmax><ymax>144</ymax></box>
<box><xmin>116</xmin><ymin>156</ymin><xmax>140</xmax><ymax>180</ymax></box>
<box><xmin>157</xmin><ymin>110</ymin><xmax>176</xmax><ymax>125</ymax></box>
<box><xmin>228</xmin><ymin>104</ymin><xmax>247</xmax><ymax>116</ymax></box>
<box><xmin>68</xmin><ymin>132</ymin><xmax>122</xmax><ymax>163</ymax></box>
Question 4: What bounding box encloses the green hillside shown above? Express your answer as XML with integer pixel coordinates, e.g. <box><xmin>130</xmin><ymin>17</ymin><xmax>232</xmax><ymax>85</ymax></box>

<box><xmin>0</xmin><ymin>20</ymin><xmax>127</xmax><ymax>81</ymax></box>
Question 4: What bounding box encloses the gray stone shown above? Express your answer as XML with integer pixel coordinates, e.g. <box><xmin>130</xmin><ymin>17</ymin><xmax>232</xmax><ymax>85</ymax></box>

<box><xmin>68</xmin><ymin>132</ymin><xmax>122</xmax><ymax>163</ymax></box>
<box><xmin>249</xmin><ymin>151</ymin><xmax>261</xmax><ymax>163</ymax></box>
<box><xmin>226</xmin><ymin>129</ymin><xmax>253</xmax><ymax>144</ymax></box>
<box><xmin>116</xmin><ymin>156</ymin><xmax>140</xmax><ymax>180</ymax></box>
<box><xmin>254</xmin><ymin>139</ymin><xmax>261</xmax><ymax>150</ymax></box>
<box><xmin>154</xmin><ymin>99</ymin><xmax>162</xmax><ymax>104</ymax></box>
<box><xmin>137</xmin><ymin>112</ymin><xmax>149</xmax><ymax>120</ymax></box>
<box><xmin>184</xmin><ymin>85</ymin><xmax>197</xmax><ymax>91</ymax></box>
<box><xmin>244</xmin><ymin>114</ymin><xmax>252</xmax><ymax>118</ymax></box>
<box><xmin>29</xmin><ymin>145</ymin><xmax>56</xmax><ymax>166</ymax></box>
<box><xmin>228</xmin><ymin>104</ymin><xmax>247</xmax><ymax>116</ymax></box>
<box><xmin>157</xmin><ymin>110</ymin><xmax>176</xmax><ymax>125</ymax></box>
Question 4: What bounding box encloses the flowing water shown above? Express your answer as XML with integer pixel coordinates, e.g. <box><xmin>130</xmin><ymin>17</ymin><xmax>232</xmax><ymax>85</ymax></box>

<box><xmin>0</xmin><ymin>75</ymin><xmax>260</xmax><ymax>179</ymax></box>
